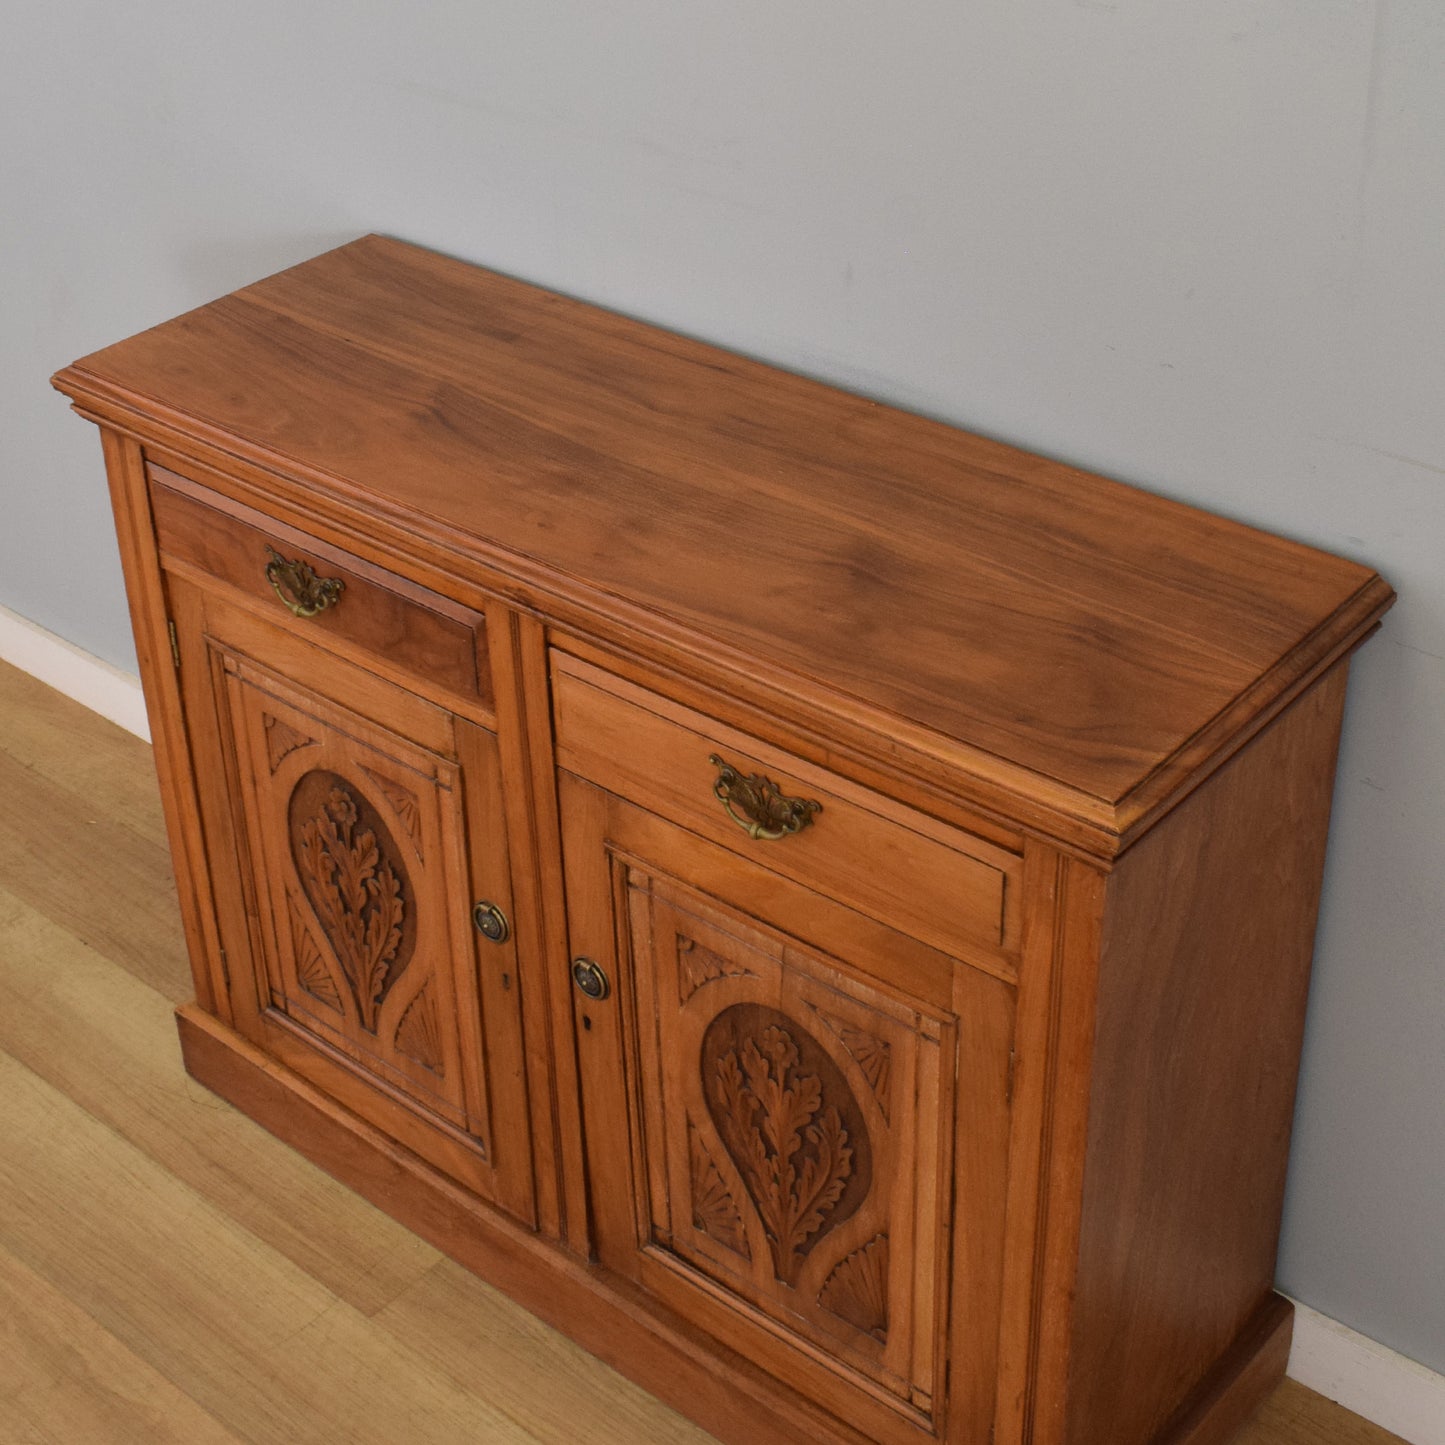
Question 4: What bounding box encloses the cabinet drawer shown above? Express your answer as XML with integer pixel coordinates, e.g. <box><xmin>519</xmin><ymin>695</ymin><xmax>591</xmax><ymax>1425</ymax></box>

<box><xmin>551</xmin><ymin>653</ymin><xmax>1021</xmax><ymax>964</ymax></box>
<box><xmin>150</xmin><ymin>464</ymin><xmax>489</xmax><ymax>704</ymax></box>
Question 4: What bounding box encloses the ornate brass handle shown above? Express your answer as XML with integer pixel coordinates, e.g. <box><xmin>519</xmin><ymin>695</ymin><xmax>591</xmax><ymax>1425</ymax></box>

<box><xmin>708</xmin><ymin>754</ymin><xmax>821</xmax><ymax>842</ymax></box>
<box><xmin>264</xmin><ymin>545</ymin><xmax>344</xmax><ymax>618</ymax></box>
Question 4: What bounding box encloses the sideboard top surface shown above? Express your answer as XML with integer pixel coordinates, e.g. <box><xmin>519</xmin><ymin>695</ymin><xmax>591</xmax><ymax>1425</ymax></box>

<box><xmin>54</xmin><ymin>234</ymin><xmax>1392</xmax><ymax>837</ymax></box>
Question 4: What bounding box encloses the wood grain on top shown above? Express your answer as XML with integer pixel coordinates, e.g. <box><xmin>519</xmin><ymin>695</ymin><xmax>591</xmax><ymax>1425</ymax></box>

<box><xmin>53</xmin><ymin>235</ymin><xmax>1393</xmax><ymax>825</ymax></box>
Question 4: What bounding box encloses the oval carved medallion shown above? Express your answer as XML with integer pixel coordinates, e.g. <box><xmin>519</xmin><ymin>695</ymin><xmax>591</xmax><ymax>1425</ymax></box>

<box><xmin>289</xmin><ymin>769</ymin><xmax>416</xmax><ymax>1033</ymax></box>
<box><xmin>701</xmin><ymin>1003</ymin><xmax>872</xmax><ymax>1286</ymax></box>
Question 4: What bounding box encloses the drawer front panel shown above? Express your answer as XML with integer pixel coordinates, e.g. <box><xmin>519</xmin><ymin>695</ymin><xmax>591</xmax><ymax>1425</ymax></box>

<box><xmin>150</xmin><ymin>464</ymin><xmax>489</xmax><ymax>703</ymax></box>
<box><xmin>551</xmin><ymin>653</ymin><xmax>1021</xmax><ymax>965</ymax></box>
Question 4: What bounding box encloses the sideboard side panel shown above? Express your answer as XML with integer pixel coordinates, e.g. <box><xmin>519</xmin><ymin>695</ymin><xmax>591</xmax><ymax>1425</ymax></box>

<box><xmin>1063</xmin><ymin>663</ymin><xmax>1351</xmax><ymax>1445</ymax></box>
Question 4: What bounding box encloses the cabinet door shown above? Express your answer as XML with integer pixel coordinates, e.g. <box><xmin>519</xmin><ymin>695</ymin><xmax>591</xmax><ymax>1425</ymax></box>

<box><xmin>561</xmin><ymin>775</ymin><xmax>1014</xmax><ymax>1445</ymax></box>
<box><xmin>172</xmin><ymin>578</ymin><xmax>533</xmax><ymax>1222</ymax></box>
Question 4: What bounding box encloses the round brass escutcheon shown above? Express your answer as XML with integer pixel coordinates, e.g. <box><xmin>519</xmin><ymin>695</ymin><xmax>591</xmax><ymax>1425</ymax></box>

<box><xmin>571</xmin><ymin>957</ymin><xmax>610</xmax><ymax>1001</ymax></box>
<box><xmin>471</xmin><ymin>900</ymin><xmax>510</xmax><ymax>944</ymax></box>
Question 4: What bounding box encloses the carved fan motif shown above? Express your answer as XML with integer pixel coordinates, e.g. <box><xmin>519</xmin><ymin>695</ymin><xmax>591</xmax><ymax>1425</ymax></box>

<box><xmin>702</xmin><ymin>1005</ymin><xmax>872</xmax><ymax>1286</ymax></box>
<box><xmin>289</xmin><ymin>770</ymin><xmax>416</xmax><ymax>1033</ymax></box>
<box><xmin>395</xmin><ymin>983</ymin><xmax>444</xmax><ymax>1074</ymax></box>
<box><xmin>819</xmin><ymin>1234</ymin><xmax>890</xmax><ymax>1342</ymax></box>
<box><xmin>263</xmin><ymin>713</ymin><xmax>316</xmax><ymax>773</ymax></box>
<box><xmin>359</xmin><ymin>766</ymin><xmax>424</xmax><ymax>860</ymax></box>
<box><xmin>291</xmin><ymin>907</ymin><xmax>342</xmax><ymax>1011</ymax></box>
<box><xmin>813</xmin><ymin>1009</ymin><xmax>892</xmax><ymax>1120</ymax></box>
<box><xmin>677</xmin><ymin>934</ymin><xmax>754</xmax><ymax>1003</ymax></box>
<box><xmin>689</xmin><ymin>1127</ymin><xmax>750</xmax><ymax>1258</ymax></box>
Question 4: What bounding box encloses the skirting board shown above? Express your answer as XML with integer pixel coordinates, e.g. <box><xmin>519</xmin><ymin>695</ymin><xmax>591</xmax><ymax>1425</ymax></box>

<box><xmin>5</xmin><ymin>609</ymin><xmax>1442</xmax><ymax>1445</ymax></box>
<box><xmin>1286</xmin><ymin>1299</ymin><xmax>1445</xmax><ymax>1445</ymax></box>
<box><xmin>0</xmin><ymin>604</ymin><xmax>150</xmax><ymax>741</ymax></box>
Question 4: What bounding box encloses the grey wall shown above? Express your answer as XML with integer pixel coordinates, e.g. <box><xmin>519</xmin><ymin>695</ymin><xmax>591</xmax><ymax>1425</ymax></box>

<box><xmin>4</xmin><ymin>0</ymin><xmax>1441</xmax><ymax>1373</ymax></box>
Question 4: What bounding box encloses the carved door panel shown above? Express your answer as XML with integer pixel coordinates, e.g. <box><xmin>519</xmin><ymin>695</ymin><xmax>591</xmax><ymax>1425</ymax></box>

<box><xmin>171</xmin><ymin>581</ymin><xmax>532</xmax><ymax>1219</ymax></box>
<box><xmin>562</xmin><ymin>777</ymin><xmax>1014</xmax><ymax>1445</ymax></box>
<box><xmin>634</xmin><ymin>873</ymin><xmax>943</xmax><ymax>1387</ymax></box>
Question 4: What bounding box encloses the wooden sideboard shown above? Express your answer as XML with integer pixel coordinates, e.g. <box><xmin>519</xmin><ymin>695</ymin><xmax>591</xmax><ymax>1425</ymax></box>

<box><xmin>53</xmin><ymin>235</ymin><xmax>1394</xmax><ymax>1445</ymax></box>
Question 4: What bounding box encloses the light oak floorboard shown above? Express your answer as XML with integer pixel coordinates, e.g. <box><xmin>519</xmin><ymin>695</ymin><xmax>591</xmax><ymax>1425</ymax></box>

<box><xmin>0</xmin><ymin>1050</ymin><xmax>538</xmax><ymax>1444</ymax></box>
<box><xmin>0</xmin><ymin>658</ymin><xmax>1409</xmax><ymax>1445</ymax></box>
<box><xmin>0</xmin><ymin>883</ymin><xmax>441</xmax><ymax>1318</ymax></box>
<box><xmin>0</xmin><ymin>743</ymin><xmax>188</xmax><ymax>1001</ymax></box>
<box><xmin>0</xmin><ymin>660</ymin><xmax>168</xmax><ymax>849</ymax></box>
<box><xmin>1235</xmin><ymin>1378</ymin><xmax>1408</xmax><ymax>1445</ymax></box>
<box><xmin>0</xmin><ymin>1245</ymin><xmax>241</xmax><ymax>1445</ymax></box>
<box><xmin>373</xmin><ymin>1255</ymin><xmax>716</xmax><ymax>1445</ymax></box>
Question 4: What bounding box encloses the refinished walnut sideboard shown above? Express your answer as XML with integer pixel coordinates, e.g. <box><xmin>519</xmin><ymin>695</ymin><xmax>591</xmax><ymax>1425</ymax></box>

<box><xmin>53</xmin><ymin>236</ymin><xmax>1394</xmax><ymax>1445</ymax></box>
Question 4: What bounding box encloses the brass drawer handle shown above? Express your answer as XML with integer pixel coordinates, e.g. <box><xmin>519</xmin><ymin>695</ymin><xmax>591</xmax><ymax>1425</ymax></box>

<box><xmin>264</xmin><ymin>545</ymin><xmax>345</xmax><ymax>618</ymax></box>
<box><xmin>708</xmin><ymin>753</ymin><xmax>821</xmax><ymax>842</ymax></box>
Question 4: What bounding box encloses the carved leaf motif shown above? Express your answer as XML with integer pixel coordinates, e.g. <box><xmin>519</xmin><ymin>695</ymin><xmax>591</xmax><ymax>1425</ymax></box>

<box><xmin>359</xmin><ymin>766</ymin><xmax>424</xmax><ymax>861</ymax></box>
<box><xmin>709</xmin><ymin>1019</ymin><xmax>857</xmax><ymax>1286</ymax></box>
<box><xmin>292</xmin><ymin>774</ymin><xmax>409</xmax><ymax>1033</ymax></box>
<box><xmin>819</xmin><ymin>1234</ymin><xmax>890</xmax><ymax>1342</ymax></box>
<box><xmin>263</xmin><ymin>713</ymin><xmax>316</xmax><ymax>773</ymax></box>
<box><xmin>291</xmin><ymin>908</ymin><xmax>342</xmax><ymax>1011</ymax></box>
<box><xmin>677</xmin><ymin>935</ymin><xmax>753</xmax><ymax>1003</ymax></box>
<box><xmin>689</xmin><ymin>1127</ymin><xmax>749</xmax><ymax>1258</ymax></box>
<box><xmin>813</xmin><ymin>1009</ymin><xmax>892</xmax><ymax>1120</ymax></box>
<box><xmin>395</xmin><ymin>983</ymin><xmax>444</xmax><ymax>1075</ymax></box>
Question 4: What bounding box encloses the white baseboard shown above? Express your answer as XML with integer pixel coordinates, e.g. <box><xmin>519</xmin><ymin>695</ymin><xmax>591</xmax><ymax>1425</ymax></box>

<box><xmin>0</xmin><ymin>605</ymin><xmax>150</xmax><ymax>741</ymax></box>
<box><xmin>1288</xmin><ymin>1299</ymin><xmax>1445</xmax><ymax>1445</ymax></box>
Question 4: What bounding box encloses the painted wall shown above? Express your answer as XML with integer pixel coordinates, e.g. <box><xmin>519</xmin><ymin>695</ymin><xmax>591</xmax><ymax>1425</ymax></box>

<box><xmin>4</xmin><ymin>0</ymin><xmax>1441</xmax><ymax>1373</ymax></box>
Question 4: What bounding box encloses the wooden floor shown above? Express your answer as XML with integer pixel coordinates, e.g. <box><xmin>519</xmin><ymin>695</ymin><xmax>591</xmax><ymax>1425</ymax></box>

<box><xmin>0</xmin><ymin>655</ymin><xmax>1408</xmax><ymax>1445</ymax></box>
